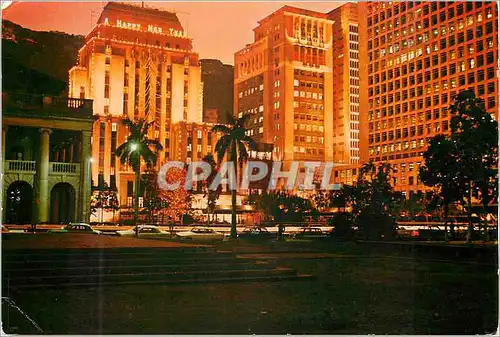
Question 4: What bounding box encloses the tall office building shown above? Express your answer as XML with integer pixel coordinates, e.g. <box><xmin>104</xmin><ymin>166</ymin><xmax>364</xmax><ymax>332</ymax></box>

<box><xmin>327</xmin><ymin>3</ymin><xmax>368</xmax><ymax>165</ymax></box>
<box><xmin>234</xmin><ymin>6</ymin><xmax>335</xmax><ymax>163</ymax></box>
<box><xmin>367</xmin><ymin>1</ymin><xmax>498</xmax><ymax>193</ymax></box>
<box><xmin>69</xmin><ymin>2</ymin><xmax>211</xmax><ymax>206</ymax></box>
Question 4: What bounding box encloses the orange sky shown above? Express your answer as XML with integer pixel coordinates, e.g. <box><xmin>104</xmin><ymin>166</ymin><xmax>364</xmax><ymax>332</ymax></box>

<box><xmin>2</xmin><ymin>1</ymin><xmax>344</xmax><ymax>65</ymax></box>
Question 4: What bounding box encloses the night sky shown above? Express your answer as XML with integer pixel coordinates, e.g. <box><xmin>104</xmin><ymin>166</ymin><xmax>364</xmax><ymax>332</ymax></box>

<box><xmin>3</xmin><ymin>1</ymin><xmax>344</xmax><ymax>65</ymax></box>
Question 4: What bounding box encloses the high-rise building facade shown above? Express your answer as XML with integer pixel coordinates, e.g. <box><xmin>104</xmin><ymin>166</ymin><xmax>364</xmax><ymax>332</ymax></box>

<box><xmin>69</xmin><ymin>2</ymin><xmax>212</xmax><ymax>206</ymax></box>
<box><xmin>327</xmin><ymin>3</ymin><xmax>368</xmax><ymax>165</ymax></box>
<box><xmin>234</xmin><ymin>6</ymin><xmax>335</xmax><ymax>163</ymax></box>
<box><xmin>367</xmin><ymin>1</ymin><xmax>498</xmax><ymax>193</ymax></box>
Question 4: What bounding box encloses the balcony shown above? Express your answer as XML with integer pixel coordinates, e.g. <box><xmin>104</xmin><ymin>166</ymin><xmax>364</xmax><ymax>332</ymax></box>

<box><xmin>5</xmin><ymin>160</ymin><xmax>80</xmax><ymax>176</ymax></box>
<box><xmin>5</xmin><ymin>160</ymin><xmax>36</xmax><ymax>173</ymax></box>
<box><xmin>50</xmin><ymin>162</ymin><xmax>79</xmax><ymax>175</ymax></box>
<box><xmin>2</xmin><ymin>93</ymin><xmax>93</xmax><ymax>120</ymax></box>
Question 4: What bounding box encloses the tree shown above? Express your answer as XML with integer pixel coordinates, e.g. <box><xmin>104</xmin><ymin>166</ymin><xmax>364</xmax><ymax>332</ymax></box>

<box><xmin>90</xmin><ymin>183</ymin><xmax>119</xmax><ymax>223</ymax></box>
<box><xmin>202</xmin><ymin>154</ymin><xmax>221</xmax><ymax>225</ymax></box>
<box><xmin>419</xmin><ymin>135</ymin><xmax>463</xmax><ymax>241</ymax></box>
<box><xmin>353</xmin><ymin>161</ymin><xmax>397</xmax><ymax>240</ymax></box>
<box><xmin>312</xmin><ymin>190</ymin><xmax>334</xmax><ymax>213</ymax></box>
<box><xmin>247</xmin><ymin>191</ymin><xmax>313</xmax><ymax>223</ymax></box>
<box><xmin>212</xmin><ymin>113</ymin><xmax>256</xmax><ymax>239</ymax></box>
<box><xmin>161</xmin><ymin>166</ymin><xmax>191</xmax><ymax>229</ymax></box>
<box><xmin>421</xmin><ymin>91</ymin><xmax>498</xmax><ymax>242</ymax></box>
<box><xmin>449</xmin><ymin>91</ymin><xmax>498</xmax><ymax>241</ymax></box>
<box><xmin>115</xmin><ymin>118</ymin><xmax>162</xmax><ymax>235</ymax></box>
<box><xmin>142</xmin><ymin>170</ymin><xmax>166</xmax><ymax>224</ymax></box>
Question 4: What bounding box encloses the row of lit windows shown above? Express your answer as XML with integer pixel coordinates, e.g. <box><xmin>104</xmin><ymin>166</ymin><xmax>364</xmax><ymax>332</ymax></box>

<box><xmin>369</xmin><ymin>140</ymin><xmax>428</xmax><ymax>154</ymax></box>
<box><xmin>293</xmin><ymin>69</ymin><xmax>325</xmax><ymax>78</ymax></box>
<box><xmin>369</xmin><ymin>122</ymin><xmax>450</xmax><ymax>141</ymax></box>
<box><xmin>238</xmin><ymin>84</ymin><xmax>264</xmax><ymax>98</ymax></box>
<box><xmin>293</xmin><ymin>101</ymin><xmax>325</xmax><ymax>111</ymax></box>
<box><xmin>294</xmin><ymin>123</ymin><xmax>325</xmax><ymax>133</ymax></box>
<box><xmin>294</xmin><ymin>135</ymin><xmax>325</xmax><ymax>144</ymax></box>
<box><xmin>370</xmin><ymin>30</ymin><xmax>496</xmax><ymax>67</ymax></box>
<box><xmin>370</xmin><ymin>39</ymin><xmax>496</xmax><ymax>74</ymax></box>
<box><xmin>369</xmin><ymin>87</ymin><xmax>497</xmax><ymax>115</ymax></box>
<box><xmin>238</xmin><ymin>105</ymin><xmax>264</xmax><ymax>117</ymax></box>
<box><xmin>369</xmin><ymin>67</ymin><xmax>497</xmax><ymax>99</ymax></box>
<box><xmin>368</xmin><ymin>2</ymin><xmax>493</xmax><ymax>30</ymax></box>
<box><xmin>369</xmin><ymin>1</ymin><xmax>486</xmax><ymax>22</ymax></box>
<box><xmin>369</xmin><ymin>108</ymin><xmax>449</xmax><ymax>123</ymax></box>
<box><xmin>370</xmin><ymin>17</ymin><xmax>496</xmax><ymax>53</ymax></box>
<box><xmin>294</xmin><ymin>114</ymin><xmax>325</xmax><ymax>124</ymax></box>
<box><xmin>371</xmin><ymin>2</ymin><xmax>493</xmax><ymax>27</ymax></box>
<box><xmin>293</xmin><ymin>90</ymin><xmax>324</xmax><ymax>100</ymax></box>
<box><xmin>293</xmin><ymin>147</ymin><xmax>324</xmax><ymax>155</ymax></box>
<box><xmin>369</xmin><ymin>9</ymin><xmax>495</xmax><ymax>45</ymax></box>
<box><xmin>370</xmin><ymin>48</ymin><xmax>496</xmax><ymax>83</ymax></box>
<box><xmin>371</xmin><ymin>29</ymin><xmax>496</xmax><ymax>63</ymax></box>
<box><xmin>293</xmin><ymin>79</ymin><xmax>325</xmax><ymax>89</ymax></box>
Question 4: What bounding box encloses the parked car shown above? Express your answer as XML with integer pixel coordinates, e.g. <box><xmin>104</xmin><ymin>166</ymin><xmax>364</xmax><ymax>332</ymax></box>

<box><xmin>116</xmin><ymin>225</ymin><xmax>169</xmax><ymax>237</ymax></box>
<box><xmin>293</xmin><ymin>227</ymin><xmax>328</xmax><ymax>239</ymax></box>
<box><xmin>175</xmin><ymin>227</ymin><xmax>225</xmax><ymax>241</ymax></box>
<box><xmin>238</xmin><ymin>226</ymin><xmax>275</xmax><ymax>240</ymax></box>
<box><xmin>47</xmin><ymin>223</ymin><xmax>102</xmax><ymax>234</ymax></box>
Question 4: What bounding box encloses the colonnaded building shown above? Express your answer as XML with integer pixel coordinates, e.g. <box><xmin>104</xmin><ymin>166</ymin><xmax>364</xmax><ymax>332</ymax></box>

<box><xmin>2</xmin><ymin>93</ymin><xmax>94</xmax><ymax>224</ymax></box>
<box><xmin>69</xmin><ymin>2</ymin><xmax>219</xmax><ymax>208</ymax></box>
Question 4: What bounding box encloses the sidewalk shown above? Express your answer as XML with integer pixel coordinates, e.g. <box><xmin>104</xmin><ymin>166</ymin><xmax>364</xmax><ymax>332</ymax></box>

<box><xmin>2</xmin><ymin>233</ymin><xmax>208</xmax><ymax>250</ymax></box>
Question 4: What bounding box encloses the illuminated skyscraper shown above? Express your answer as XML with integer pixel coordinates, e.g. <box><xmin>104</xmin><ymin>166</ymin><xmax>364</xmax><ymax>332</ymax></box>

<box><xmin>327</xmin><ymin>3</ymin><xmax>368</xmax><ymax>165</ymax></box>
<box><xmin>69</xmin><ymin>2</ymin><xmax>209</xmax><ymax>206</ymax></box>
<box><xmin>234</xmin><ymin>6</ymin><xmax>335</xmax><ymax>163</ymax></box>
<box><xmin>367</xmin><ymin>1</ymin><xmax>498</xmax><ymax>193</ymax></box>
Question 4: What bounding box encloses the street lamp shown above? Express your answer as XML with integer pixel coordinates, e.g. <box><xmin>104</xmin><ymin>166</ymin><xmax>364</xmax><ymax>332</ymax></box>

<box><xmin>86</xmin><ymin>157</ymin><xmax>94</xmax><ymax>223</ymax></box>
<box><xmin>130</xmin><ymin>142</ymin><xmax>140</xmax><ymax>233</ymax></box>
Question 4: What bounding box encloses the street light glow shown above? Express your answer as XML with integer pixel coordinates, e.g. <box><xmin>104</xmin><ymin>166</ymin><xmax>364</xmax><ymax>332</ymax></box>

<box><xmin>131</xmin><ymin>143</ymin><xmax>138</xmax><ymax>151</ymax></box>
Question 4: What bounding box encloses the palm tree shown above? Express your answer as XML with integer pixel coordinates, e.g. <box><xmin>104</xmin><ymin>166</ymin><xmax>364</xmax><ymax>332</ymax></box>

<box><xmin>116</xmin><ymin>118</ymin><xmax>162</xmax><ymax>234</ymax></box>
<box><xmin>212</xmin><ymin>113</ymin><xmax>256</xmax><ymax>239</ymax></box>
<box><xmin>359</xmin><ymin>160</ymin><xmax>377</xmax><ymax>182</ymax></box>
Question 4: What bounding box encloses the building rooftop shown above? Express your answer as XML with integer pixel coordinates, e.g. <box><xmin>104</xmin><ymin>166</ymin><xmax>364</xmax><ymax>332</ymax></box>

<box><xmin>97</xmin><ymin>2</ymin><xmax>183</xmax><ymax>29</ymax></box>
<box><xmin>257</xmin><ymin>5</ymin><xmax>329</xmax><ymax>25</ymax></box>
<box><xmin>2</xmin><ymin>92</ymin><xmax>94</xmax><ymax>120</ymax></box>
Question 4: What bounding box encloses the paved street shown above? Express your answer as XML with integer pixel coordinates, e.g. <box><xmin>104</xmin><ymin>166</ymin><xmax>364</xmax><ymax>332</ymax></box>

<box><xmin>2</xmin><ymin>234</ymin><xmax>498</xmax><ymax>334</ymax></box>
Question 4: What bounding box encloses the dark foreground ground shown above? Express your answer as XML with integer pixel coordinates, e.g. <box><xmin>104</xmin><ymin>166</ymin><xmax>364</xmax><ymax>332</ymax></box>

<box><xmin>2</xmin><ymin>234</ymin><xmax>498</xmax><ymax>334</ymax></box>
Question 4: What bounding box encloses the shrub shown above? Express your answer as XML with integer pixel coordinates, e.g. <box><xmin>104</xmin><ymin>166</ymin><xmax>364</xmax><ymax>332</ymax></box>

<box><xmin>357</xmin><ymin>208</ymin><xmax>397</xmax><ymax>240</ymax></box>
<box><xmin>329</xmin><ymin>212</ymin><xmax>355</xmax><ymax>240</ymax></box>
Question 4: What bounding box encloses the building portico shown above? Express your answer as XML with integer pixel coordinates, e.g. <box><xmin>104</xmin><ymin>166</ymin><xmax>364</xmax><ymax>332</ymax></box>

<box><xmin>2</xmin><ymin>93</ymin><xmax>94</xmax><ymax>224</ymax></box>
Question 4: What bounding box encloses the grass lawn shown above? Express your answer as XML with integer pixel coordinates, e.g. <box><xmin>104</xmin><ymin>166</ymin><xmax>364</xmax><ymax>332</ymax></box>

<box><xmin>4</xmin><ymin>241</ymin><xmax>497</xmax><ymax>334</ymax></box>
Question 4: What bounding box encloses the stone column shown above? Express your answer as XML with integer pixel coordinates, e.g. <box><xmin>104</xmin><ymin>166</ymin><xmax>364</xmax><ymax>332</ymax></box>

<box><xmin>2</xmin><ymin>126</ymin><xmax>7</xmax><ymax>161</ymax></box>
<box><xmin>37</xmin><ymin>128</ymin><xmax>52</xmax><ymax>223</ymax></box>
<box><xmin>79</xmin><ymin>130</ymin><xmax>92</xmax><ymax>222</ymax></box>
